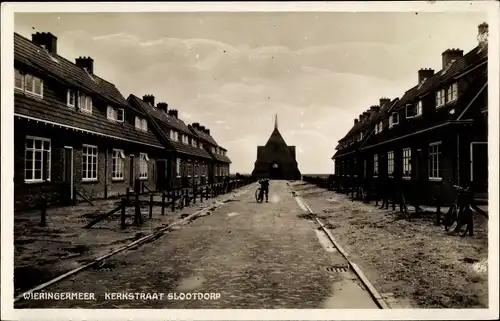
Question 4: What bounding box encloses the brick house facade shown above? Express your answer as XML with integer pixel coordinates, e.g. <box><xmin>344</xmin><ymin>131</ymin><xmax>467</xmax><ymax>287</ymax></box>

<box><xmin>128</xmin><ymin>95</ymin><xmax>231</xmax><ymax>189</ymax></box>
<box><xmin>332</xmin><ymin>23</ymin><xmax>489</xmax><ymax>205</ymax></box>
<box><xmin>14</xmin><ymin>32</ymin><xmax>165</xmax><ymax>210</ymax></box>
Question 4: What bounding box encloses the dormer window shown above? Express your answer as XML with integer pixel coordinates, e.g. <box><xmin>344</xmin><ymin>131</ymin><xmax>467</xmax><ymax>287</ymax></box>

<box><xmin>389</xmin><ymin>113</ymin><xmax>399</xmax><ymax>128</ymax></box>
<box><xmin>181</xmin><ymin>135</ymin><xmax>189</xmax><ymax>144</ymax></box>
<box><xmin>67</xmin><ymin>89</ymin><xmax>76</xmax><ymax>108</ymax></box>
<box><xmin>378</xmin><ymin>121</ymin><xmax>383</xmax><ymax>133</ymax></box>
<box><xmin>191</xmin><ymin>139</ymin><xmax>197</xmax><ymax>147</ymax></box>
<box><xmin>15</xmin><ymin>70</ymin><xmax>44</xmax><ymax>98</ymax></box>
<box><xmin>436</xmin><ymin>89</ymin><xmax>446</xmax><ymax>108</ymax></box>
<box><xmin>416</xmin><ymin>101</ymin><xmax>423</xmax><ymax>117</ymax></box>
<box><xmin>107</xmin><ymin>106</ymin><xmax>125</xmax><ymax>122</ymax></box>
<box><xmin>78</xmin><ymin>92</ymin><xmax>93</xmax><ymax>113</ymax></box>
<box><xmin>15</xmin><ymin>69</ymin><xmax>24</xmax><ymax>91</ymax></box>
<box><xmin>170</xmin><ymin>130</ymin><xmax>179</xmax><ymax>142</ymax></box>
<box><xmin>447</xmin><ymin>82</ymin><xmax>458</xmax><ymax>103</ymax></box>
<box><xmin>135</xmin><ymin>116</ymin><xmax>148</xmax><ymax>131</ymax></box>
<box><xmin>406</xmin><ymin>104</ymin><xmax>416</xmax><ymax>119</ymax></box>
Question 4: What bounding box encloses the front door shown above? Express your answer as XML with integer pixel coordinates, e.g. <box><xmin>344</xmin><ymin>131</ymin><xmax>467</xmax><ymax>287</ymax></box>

<box><xmin>156</xmin><ymin>159</ymin><xmax>167</xmax><ymax>190</ymax></box>
<box><xmin>63</xmin><ymin>147</ymin><xmax>74</xmax><ymax>202</ymax></box>
<box><xmin>129</xmin><ymin>155</ymin><xmax>135</xmax><ymax>188</ymax></box>
<box><xmin>471</xmin><ymin>142</ymin><xmax>488</xmax><ymax>194</ymax></box>
<box><xmin>270</xmin><ymin>162</ymin><xmax>283</xmax><ymax>179</ymax></box>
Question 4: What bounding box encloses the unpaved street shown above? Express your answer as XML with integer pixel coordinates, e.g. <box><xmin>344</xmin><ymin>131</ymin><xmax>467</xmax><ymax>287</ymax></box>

<box><xmin>16</xmin><ymin>181</ymin><xmax>377</xmax><ymax>309</ymax></box>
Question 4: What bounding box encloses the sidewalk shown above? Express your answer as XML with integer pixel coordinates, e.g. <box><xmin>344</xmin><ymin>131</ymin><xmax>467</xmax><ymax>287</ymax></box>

<box><xmin>290</xmin><ymin>181</ymin><xmax>488</xmax><ymax>308</ymax></box>
<box><xmin>14</xmin><ymin>185</ymin><xmax>252</xmax><ymax>296</ymax></box>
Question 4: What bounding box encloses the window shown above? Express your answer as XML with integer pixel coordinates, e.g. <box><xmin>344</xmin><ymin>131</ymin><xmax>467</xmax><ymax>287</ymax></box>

<box><xmin>387</xmin><ymin>151</ymin><xmax>394</xmax><ymax>177</ymax></box>
<box><xmin>378</xmin><ymin>121</ymin><xmax>383</xmax><ymax>133</ymax></box>
<box><xmin>24</xmin><ymin>136</ymin><xmax>51</xmax><ymax>182</ymax></box>
<box><xmin>170</xmin><ymin>130</ymin><xmax>179</xmax><ymax>142</ymax></box>
<box><xmin>389</xmin><ymin>112</ymin><xmax>399</xmax><ymax>128</ymax></box>
<box><xmin>428</xmin><ymin>142</ymin><xmax>442</xmax><ymax>180</ymax></box>
<box><xmin>82</xmin><ymin>144</ymin><xmax>98</xmax><ymax>181</ymax></box>
<box><xmin>67</xmin><ymin>89</ymin><xmax>76</xmax><ymax>108</ymax></box>
<box><xmin>447</xmin><ymin>82</ymin><xmax>458</xmax><ymax>103</ymax></box>
<box><xmin>402</xmin><ymin>148</ymin><xmax>411</xmax><ymax>179</ymax></box>
<box><xmin>135</xmin><ymin>116</ymin><xmax>148</xmax><ymax>131</ymax></box>
<box><xmin>117</xmin><ymin>109</ymin><xmax>125</xmax><ymax>122</ymax></box>
<box><xmin>139</xmin><ymin>153</ymin><xmax>149</xmax><ymax>179</ymax></box>
<box><xmin>406</xmin><ymin>104</ymin><xmax>416</xmax><ymax>118</ymax></box>
<box><xmin>187</xmin><ymin>161</ymin><xmax>192</xmax><ymax>177</ymax></box>
<box><xmin>416</xmin><ymin>101</ymin><xmax>423</xmax><ymax>117</ymax></box>
<box><xmin>436</xmin><ymin>89</ymin><xmax>445</xmax><ymax>108</ymax></box>
<box><xmin>176</xmin><ymin>158</ymin><xmax>181</xmax><ymax>177</ymax></box>
<box><xmin>107</xmin><ymin>106</ymin><xmax>116</xmax><ymax>121</ymax></box>
<box><xmin>15</xmin><ymin>69</ymin><xmax>24</xmax><ymax>90</ymax></box>
<box><xmin>194</xmin><ymin>163</ymin><xmax>199</xmax><ymax>177</ymax></box>
<box><xmin>181</xmin><ymin>135</ymin><xmax>189</xmax><ymax>144</ymax></box>
<box><xmin>78</xmin><ymin>92</ymin><xmax>93</xmax><ymax>113</ymax></box>
<box><xmin>192</xmin><ymin>139</ymin><xmax>197</xmax><ymax>147</ymax></box>
<box><xmin>212</xmin><ymin>147</ymin><xmax>216</xmax><ymax>154</ymax></box>
<box><xmin>25</xmin><ymin>74</ymin><xmax>44</xmax><ymax>97</ymax></box>
<box><xmin>15</xmin><ymin>71</ymin><xmax>44</xmax><ymax>98</ymax></box>
<box><xmin>112</xmin><ymin>149</ymin><xmax>125</xmax><ymax>180</ymax></box>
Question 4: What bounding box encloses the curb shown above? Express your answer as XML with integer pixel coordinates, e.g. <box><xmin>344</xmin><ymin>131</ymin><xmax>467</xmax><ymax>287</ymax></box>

<box><xmin>287</xmin><ymin>181</ymin><xmax>390</xmax><ymax>310</ymax></box>
<box><xmin>14</xmin><ymin>186</ymin><xmax>252</xmax><ymax>303</ymax></box>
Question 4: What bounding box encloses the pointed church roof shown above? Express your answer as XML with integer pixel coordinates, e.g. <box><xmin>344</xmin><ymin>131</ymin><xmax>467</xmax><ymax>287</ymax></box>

<box><xmin>265</xmin><ymin>114</ymin><xmax>289</xmax><ymax>146</ymax></box>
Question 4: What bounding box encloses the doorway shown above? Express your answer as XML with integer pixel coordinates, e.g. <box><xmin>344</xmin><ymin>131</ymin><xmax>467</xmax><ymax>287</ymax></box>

<box><xmin>129</xmin><ymin>155</ymin><xmax>135</xmax><ymax>188</ymax></box>
<box><xmin>269</xmin><ymin>161</ymin><xmax>283</xmax><ymax>179</ymax></box>
<box><xmin>63</xmin><ymin>146</ymin><xmax>74</xmax><ymax>202</ymax></box>
<box><xmin>471</xmin><ymin>142</ymin><xmax>488</xmax><ymax>194</ymax></box>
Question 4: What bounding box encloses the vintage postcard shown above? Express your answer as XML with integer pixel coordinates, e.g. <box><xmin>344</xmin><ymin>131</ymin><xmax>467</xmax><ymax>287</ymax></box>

<box><xmin>1</xmin><ymin>1</ymin><xmax>499</xmax><ymax>320</ymax></box>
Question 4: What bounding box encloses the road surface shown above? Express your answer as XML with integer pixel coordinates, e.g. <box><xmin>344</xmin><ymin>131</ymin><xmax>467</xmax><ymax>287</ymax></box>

<box><xmin>16</xmin><ymin>180</ymin><xmax>377</xmax><ymax>309</ymax></box>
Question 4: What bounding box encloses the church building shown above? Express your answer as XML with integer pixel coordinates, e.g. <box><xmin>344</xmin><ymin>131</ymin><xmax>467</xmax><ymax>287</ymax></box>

<box><xmin>251</xmin><ymin>115</ymin><xmax>302</xmax><ymax>180</ymax></box>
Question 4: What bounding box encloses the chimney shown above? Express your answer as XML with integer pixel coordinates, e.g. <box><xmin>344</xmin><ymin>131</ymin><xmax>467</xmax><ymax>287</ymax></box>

<box><xmin>362</xmin><ymin>111</ymin><xmax>370</xmax><ymax>121</ymax></box>
<box><xmin>379</xmin><ymin>97</ymin><xmax>390</xmax><ymax>107</ymax></box>
<box><xmin>418</xmin><ymin>68</ymin><xmax>434</xmax><ymax>84</ymax></box>
<box><xmin>370</xmin><ymin>105</ymin><xmax>380</xmax><ymax>113</ymax></box>
<box><xmin>32</xmin><ymin>32</ymin><xmax>57</xmax><ymax>55</ymax></box>
<box><xmin>142</xmin><ymin>95</ymin><xmax>155</xmax><ymax>106</ymax></box>
<box><xmin>199</xmin><ymin>125</ymin><xmax>206</xmax><ymax>132</ymax></box>
<box><xmin>442</xmin><ymin>49</ymin><xmax>463</xmax><ymax>69</ymax></box>
<box><xmin>75</xmin><ymin>56</ymin><xmax>94</xmax><ymax>74</ymax></box>
<box><xmin>205</xmin><ymin>128</ymin><xmax>211</xmax><ymax>135</ymax></box>
<box><xmin>354</xmin><ymin>119</ymin><xmax>359</xmax><ymax>125</ymax></box>
<box><xmin>478</xmin><ymin>22</ymin><xmax>489</xmax><ymax>47</ymax></box>
<box><xmin>192</xmin><ymin>122</ymin><xmax>200</xmax><ymax>129</ymax></box>
<box><xmin>169</xmin><ymin>109</ymin><xmax>178</xmax><ymax>118</ymax></box>
<box><xmin>157</xmin><ymin>102</ymin><xmax>168</xmax><ymax>112</ymax></box>
<box><xmin>358</xmin><ymin>114</ymin><xmax>363</xmax><ymax>122</ymax></box>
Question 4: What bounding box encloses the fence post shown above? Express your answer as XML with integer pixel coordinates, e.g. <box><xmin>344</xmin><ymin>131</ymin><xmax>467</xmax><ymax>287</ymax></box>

<box><xmin>205</xmin><ymin>186</ymin><xmax>209</xmax><ymax>200</ymax></box>
<box><xmin>183</xmin><ymin>189</ymin><xmax>188</xmax><ymax>207</ymax></box>
<box><xmin>126</xmin><ymin>187</ymin><xmax>130</xmax><ymax>202</ymax></box>
<box><xmin>134</xmin><ymin>179</ymin><xmax>143</xmax><ymax>225</ymax></box>
<box><xmin>149</xmin><ymin>194</ymin><xmax>153</xmax><ymax>219</ymax></box>
<box><xmin>40</xmin><ymin>198</ymin><xmax>47</xmax><ymax>226</ymax></box>
<box><xmin>73</xmin><ymin>186</ymin><xmax>77</xmax><ymax>205</ymax></box>
<box><xmin>193</xmin><ymin>183</ymin><xmax>197</xmax><ymax>205</ymax></box>
<box><xmin>121</xmin><ymin>199</ymin><xmax>126</xmax><ymax>229</ymax></box>
<box><xmin>200</xmin><ymin>185</ymin><xmax>203</xmax><ymax>203</ymax></box>
<box><xmin>161</xmin><ymin>191</ymin><xmax>166</xmax><ymax>215</ymax></box>
<box><xmin>171</xmin><ymin>189</ymin><xmax>176</xmax><ymax>212</ymax></box>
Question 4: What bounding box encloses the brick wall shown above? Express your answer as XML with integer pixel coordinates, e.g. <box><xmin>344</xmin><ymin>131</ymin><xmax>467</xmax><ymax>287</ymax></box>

<box><xmin>14</xmin><ymin>119</ymin><xmax>163</xmax><ymax>210</ymax></box>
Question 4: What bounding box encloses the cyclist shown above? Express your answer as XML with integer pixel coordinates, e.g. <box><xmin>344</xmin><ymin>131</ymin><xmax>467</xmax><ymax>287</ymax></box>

<box><xmin>258</xmin><ymin>177</ymin><xmax>270</xmax><ymax>203</ymax></box>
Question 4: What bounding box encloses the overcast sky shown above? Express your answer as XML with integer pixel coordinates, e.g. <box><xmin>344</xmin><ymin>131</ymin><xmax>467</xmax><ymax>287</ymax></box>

<box><xmin>15</xmin><ymin>11</ymin><xmax>487</xmax><ymax>174</ymax></box>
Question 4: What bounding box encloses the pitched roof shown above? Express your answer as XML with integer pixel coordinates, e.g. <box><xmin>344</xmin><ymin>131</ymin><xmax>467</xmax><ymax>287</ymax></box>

<box><xmin>14</xmin><ymin>32</ymin><xmax>163</xmax><ymax>148</ymax></box>
<box><xmin>128</xmin><ymin>95</ymin><xmax>213</xmax><ymax>159</ymax></box>
<box><xmin>129</xmin><ymin>94</ymin><xmax>192</xmax><ymax>136</ymax></box>
<box><xmin>394</xmin><ymin>45</ymin><xmax>487</xmax><ymax>110</ymax></box>
<box><xmin>188</xmin><ymin>125</ymin><xmax>231</xmax><ymax>163</ymax></box>
<box><xmin>14</xmin><ymin>33</ymin><xmax>132</xmax><ymax>109</ymax></box>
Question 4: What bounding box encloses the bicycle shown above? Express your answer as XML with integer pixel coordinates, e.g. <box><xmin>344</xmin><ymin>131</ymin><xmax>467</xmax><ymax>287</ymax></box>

<box><xmin>443</xmin><ymin>181</ymin><xmax>474</xmax><ymax>237</ymax></box>
<box><xmin>255</xmin><ymin>187</ymin><xmax>264</xmax><ymax>203</ymax></box>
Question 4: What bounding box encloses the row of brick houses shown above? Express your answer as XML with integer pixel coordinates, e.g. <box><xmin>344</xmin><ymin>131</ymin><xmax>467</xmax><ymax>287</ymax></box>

<box><xmin>332</xmin><ymin>23</ymin><xmax>489</xmax><ymax>206</ymax></box>
<box><xmin>13</xmin><ymin>31</ymin><xmax>231</xmax><ymax>210</ymax></box>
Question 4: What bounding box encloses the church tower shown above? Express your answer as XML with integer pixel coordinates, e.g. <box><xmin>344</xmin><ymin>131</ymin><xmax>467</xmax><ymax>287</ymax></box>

<box><xmin>251</xmin><ymin>114</ymin><xmax>302</xmax><ymax>180</ymax></box>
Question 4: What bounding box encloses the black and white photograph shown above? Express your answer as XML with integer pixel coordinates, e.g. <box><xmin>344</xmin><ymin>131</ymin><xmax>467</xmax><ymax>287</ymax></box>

<box><xmin>1</xmin><ymin>1</ymin><xmax>499</xmax><ymax>320</ymax></box>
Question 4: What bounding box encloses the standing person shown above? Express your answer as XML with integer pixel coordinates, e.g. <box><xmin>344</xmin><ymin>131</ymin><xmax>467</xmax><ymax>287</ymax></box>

<box><xmin>258</xmin><ymin>177</ymin><xmax>270</xmax><ymax>203</ymax></box>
